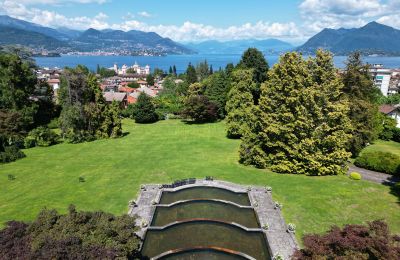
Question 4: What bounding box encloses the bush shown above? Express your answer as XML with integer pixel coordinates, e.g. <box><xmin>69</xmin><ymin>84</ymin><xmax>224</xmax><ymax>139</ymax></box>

<box><xmin>355</xmin><ymin>151</ymin><xmax>400</xmax><ymax>175</ymax></box>
<box><xmin>0</xmin><ymin>206</ymin><xmax>141</xmax><ymax>259</ymax></box>
<box><xmin>349</xmin><ymin>172</ymin><xmax>362</xmax><ymax>180</ymax></box>
<box><xmin>134</xmin><ymin>93</ymin><xmax>158</xmax><ymax>124</ymax></box>
<box><xmin>0</xmin><ymin>145</ymin><xmax>26</xmax><ymax>163</ymax></box>
<box><xmin>392</xmin><ymin>127</ymin><xmax>400</xmax><ymax>143</ymax></box>
<box><xmin>47</xmin><ymin>118</ymin><xmax>59</xmax><ymax>129</ymax></box>
<box><xmin>24</xmin><ymin>126</ymin><xmax>58</xmax><ymax>148</ymax></box>
<box><xmin>294</xmin><ymin>220</ymin><xmax>400</xmax><ymax>259</ymax></box>
<box><xmin>182</xmin><ymin>95</ymin><xmax>218</xmax><ymax>123</ymax></box>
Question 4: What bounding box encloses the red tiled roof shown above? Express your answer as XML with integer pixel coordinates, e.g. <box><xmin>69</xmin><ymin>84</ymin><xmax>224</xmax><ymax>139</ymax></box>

<box><xmin>379</xmin><ymin>105</ymin><xmax>397</xmax><ymax>114</ymax></box>
<box><xmin>119</xmin><ymin>86</ymin><xmax>135</xmax><ymax>93</ymax></box>
<box><xmin>127</xmin><ymin>95</ymin><xmax>137</xmax><ymax>104</ymax></box>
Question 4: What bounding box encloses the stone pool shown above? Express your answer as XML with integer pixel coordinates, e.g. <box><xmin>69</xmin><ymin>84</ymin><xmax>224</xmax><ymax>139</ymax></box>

<box><xmin>129</xmin><ymin>180</ymin><xmax>297</xmax><ymax>259</ymax></box>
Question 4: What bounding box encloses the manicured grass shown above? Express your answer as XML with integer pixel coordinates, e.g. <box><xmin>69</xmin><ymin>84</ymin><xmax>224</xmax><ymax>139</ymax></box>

<box><xmin>362</xmin><ymin>139</ymin><xmax>400</xmax><ymax>155</ymax></box>
<box><xmin>1</xmin><ymin>120</ymin><xmax>399</xmax><ymax>244</ymax></box>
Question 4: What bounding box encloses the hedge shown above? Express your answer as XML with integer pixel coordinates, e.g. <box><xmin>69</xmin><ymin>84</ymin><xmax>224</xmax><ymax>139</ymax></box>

<box><xmin>354</xmin><ymin>151</ymin><xmax>400</xmax><ymax>176</ymax></box>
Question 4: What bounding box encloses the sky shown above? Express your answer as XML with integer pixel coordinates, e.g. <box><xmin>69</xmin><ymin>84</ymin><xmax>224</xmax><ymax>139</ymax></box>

<box><xmin>0</xmin><ymin>0</ymin><xmax>399</xmax><ymax>44</ymax></box>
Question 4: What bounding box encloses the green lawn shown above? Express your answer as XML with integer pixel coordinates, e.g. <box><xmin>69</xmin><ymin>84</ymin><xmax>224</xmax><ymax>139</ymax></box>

<box><xmin>362</xmin><ymin>139</ymin><xmax>400</xmax><ymax>154</ymax></box>
<box><xmin>1</xmin><ymin>120</ymin><xmax>399</xmax><ymax>243</ymax></box>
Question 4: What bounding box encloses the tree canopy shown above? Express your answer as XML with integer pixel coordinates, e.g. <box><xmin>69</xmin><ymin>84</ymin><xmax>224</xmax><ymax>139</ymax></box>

<box><xmin>240</xmin><ymin>50</ymin><xmax>352</xmax><ymax>175</ymax></box>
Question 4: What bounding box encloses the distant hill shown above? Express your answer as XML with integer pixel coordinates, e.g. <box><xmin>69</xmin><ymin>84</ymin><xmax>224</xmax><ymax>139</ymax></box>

<box><xmin>298</xmin><ymin>22</ymin><xmax>400</xmax><ymax>56</ymax></box>
<box><xmin>0</xmin><ymin>15</ymin><xmax>70</xmax><ymax>41</ymax></box>
<box><xmin>0</xmin><ymin>25</ymin><xmax>69</xmax><ymax>50</ymax></box>
<box><xmin>0</xmin><ymin>16</ymin><xmax>194</xmax><ymax>55</ymax></box>
<box><xmin>73</xmin><ymin>28</ymin><xmax>194</xmax><ymax>54</ymax></box>
<box><xmin>186</xmin><ymin>39</ymin><xmax>293</xmax><ymax>54</ymax></box>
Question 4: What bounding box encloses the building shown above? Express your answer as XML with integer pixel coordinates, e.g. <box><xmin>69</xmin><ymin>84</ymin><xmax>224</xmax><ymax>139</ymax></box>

<box><xmin>103</xmin><ymin>92</ymin><xmax>128</xmax><ymax>108</ymax></box>
<box><xmin>379</xmin><ymin>105</ymin><xmax>400</xmax><ymax>128</ymax></box>
<box><xmin>111</xmin><ymin>62</ymin><xmax>150</xmax><ymax>76</ymax></box>
<box><xmin>370</xmin><ymin>64</ymin><xmax>392</xmax><ymax>96</ymax></box>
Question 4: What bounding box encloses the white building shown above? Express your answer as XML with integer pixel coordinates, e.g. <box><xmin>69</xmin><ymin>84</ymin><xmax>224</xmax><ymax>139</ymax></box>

<box><xmin>111</xmin><ymin>62</ymin><xmax>150</xmax><ymax>76</ymax></box>
<box><xmin>370</xmin><ymin>64</ymin><xmax>392</xmax><ymax>96</ymax></box>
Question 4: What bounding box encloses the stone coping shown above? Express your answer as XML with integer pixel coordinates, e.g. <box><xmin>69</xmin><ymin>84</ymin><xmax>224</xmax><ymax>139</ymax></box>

<box><xmin>152</xmin><ymin>247</ymin><xmax>256</xmax><ymax>260</ymax></box>
<box><xmin>129</xmin><ymin>179</ymin><xmax>298</xmax><ymax>260</ymax></box>
<box><xmin>157</xmin><ymin>198</ymin><xmax>253</xmax><ymax>209</ymax></box>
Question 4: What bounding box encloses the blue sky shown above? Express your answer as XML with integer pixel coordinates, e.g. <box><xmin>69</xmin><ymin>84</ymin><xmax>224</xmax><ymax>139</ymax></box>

<box><xmin>0</xmin><ymin>0</ymin><xmax>399</xmax><ymax>43</ymax></box>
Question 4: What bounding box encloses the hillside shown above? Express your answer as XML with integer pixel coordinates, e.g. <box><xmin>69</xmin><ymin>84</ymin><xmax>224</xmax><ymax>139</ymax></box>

<box><xmin>187</xmin><ymin>39</ymin><xmax>293</xmax><ymax>54</ymax></box>
<box><xmin>0</xmin><ymin>25</ymin><xmax>69</xmax><ymax>50</ymax></box>
<box><xmin>0</xmin><ymin>15</ymin><xmax>194</xmax><ymax>55</ymax></box>
<box><xmin>0</xmin><ymin>15</ymin><xmax>70</xmax><ymax>41</ymax></box>
<box><xmin>73</xmin><ymin>28</ymin><xmax>194</xmax><ymax>54</ymax></box>
<box><xmin>298</xmin><ymin>22</ymin><xmax>400</xmax><ymax>56</ymax></box>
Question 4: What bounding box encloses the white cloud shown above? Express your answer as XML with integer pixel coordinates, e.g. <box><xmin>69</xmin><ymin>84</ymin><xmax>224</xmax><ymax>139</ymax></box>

<box><xmin>137</xmin><ymin>11</ymin><xmax>152</xmax><ymax>18</ymax></box>
<box><xmin>0</xmin><ymin>1</ymin><xmax>303</xmax><ymax>42</ymax></box>
<box><xmin>299</xmin><ymin>0</ymin><xmax>400</xmax><ymax>34</ymax></box>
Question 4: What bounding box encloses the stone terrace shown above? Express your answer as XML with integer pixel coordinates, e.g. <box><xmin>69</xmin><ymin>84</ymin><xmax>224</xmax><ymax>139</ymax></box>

<box><xmin>129</xmin><ymin>179</ymin><xmax>298</xmax><ymax>259</ymax></box>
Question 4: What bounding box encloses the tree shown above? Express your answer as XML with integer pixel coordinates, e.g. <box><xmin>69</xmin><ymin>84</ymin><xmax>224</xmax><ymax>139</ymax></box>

<box><xmin>204</xmin><ymin>71</ymin><xmax>231</xmax><ymax>119</ymax></box>
<box><xmin>58</xmin><ymin>66</ymin><xmax>122</xmax><ymax>142</ymax></box>
<box><xmin>173</xmin><ymin>65</ymin><xmax>177</xmax><ymax>76</ymax></box>
<box><xmin>225</xmin><ymin>69</ymin><xmax>256</xmax><ymax>138</ymax></box>
<box><xmin>182</xmin><ymin>95</ymin><xmax>218</xmax><ymax>123</ymax></box>
<box><xmin>98</xmin><ymin>67</ymin><xmax>116</xmax><ymax>78</ymax></box>
<box><xmin>134</xmin><ymin>93</ymin><xmax>158</xmax><ymax>123</ymax></box>
<box><xmin>186</xmin><ymin>63</ymin><xmax>197</xmax><ymax>84</ymax></box>
<box><xmin>146</xmin><ymin>74</ymin><xmax>155</xmax><ymax>86</ymax></box>
<box><xmin>128</xmin><ymin>82</ymin><xmax>140</xmax><ymax>89</ymax></box>
<box><xmin>196</xmin><ymin>60</ymin><xmax>210</xmax><ymax>81</ymax></box>
<box><xmin>238</xmin><ymin>48</ymin><xmax>269</xmax><ymax>84</ymax></box>
<box><xmin>240</xmin><ymin>51</ymin><xmax>352</xmax><ymax>175</ymax></box>
<box><xmin>294</xmin><ymin>220</ymin><xmax>400</xmax><ymax>259</ymax></box>
<box><xmin>169</xmin><ymin>66</ymin><xmax>173</xmax><ymax>75</ymax></box>
<box><xmin>342</xmin><ymin>52</ymin><xmax>382</xmax><ymax>157</ymax></box>
<box><xmin>209</xmin><ymin>65</ymin><xmax>214</xmax><ymax>74</ymax></box>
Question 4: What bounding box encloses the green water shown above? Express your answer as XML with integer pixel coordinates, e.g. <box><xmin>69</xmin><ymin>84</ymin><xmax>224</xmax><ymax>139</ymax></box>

<box><xmin>159</xmin><ymin>187</ymin><xmax>250</xmax><ymax>206</ymax></box>
<box><xmin>141</xmin><ymin>221</ymin><xmax>270</xmax><ymax>259</ymax></box>
<box><xmin>161</xmin><ymin>249</ymin><xmax>247</xmax><ymax>259</ymax></box>
<box><xmin>152</xmin><ymin>200</ymin><xmax>259</xmax><ymax>228</ymax></box>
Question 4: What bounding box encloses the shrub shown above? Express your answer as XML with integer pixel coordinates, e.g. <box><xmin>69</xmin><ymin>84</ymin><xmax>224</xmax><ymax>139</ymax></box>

<box><xmin>349</xmin><ymin>172</ymin><xmax>362</xmax><ymax>180</ymax></box>
<box><xmin>293</xmin><ymin>220</ymin><xmax>400</xmax><ymax>259</ymax></box>
<box><xmin>392</xmin><ymin>127</ymin><xmax>400</xmax><ymax>143</ymax></box>
<box><xmin>134</xmin><ymin>93</ymin><xmax>158</xmax><ymax>124</ymax></box>
<box><xmin>0</xmin><ymin>145</ymin><xmax>26</xmax><ymax>164</ymax></box>
<box><xmin>182</xmin><ymin>95</ymin><xmax>218</xmax><ymax>123</ymax></box>
<box><xmin>0</xmin><ymin>206</ymin><xmax>141</xmax><ymax>259</ymax></box>
<box><xmin>47</xmin><ymin>118</ymin><xmax>59</xmax><ymax>129</ymax></box>
<box><xmin>24</xmin><ymin>126</ymin><xmax>58</xmax><ymax>148</ymax></box>
<box><xmin>355</xmin><ymin>151</ymin><xmax>400</xmax><ymax>175</ymax></box>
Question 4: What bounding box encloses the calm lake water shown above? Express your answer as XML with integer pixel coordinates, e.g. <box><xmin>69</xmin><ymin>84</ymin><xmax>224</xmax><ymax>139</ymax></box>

<box><xmin>34</xmin><ymin>54</ymin><xmax>400</xmax><ymax>73</ymax></box>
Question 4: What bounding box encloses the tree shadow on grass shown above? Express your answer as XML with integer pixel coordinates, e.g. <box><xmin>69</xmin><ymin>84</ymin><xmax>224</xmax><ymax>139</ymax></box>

<box><xmin>181</xmin><ymin>119</ymin><xmax>219</xmax><ymax>125</ymax></box>
<box><xmin>388</xmin><ymin>175</ymin><xmax>400</xmax><ymax>205</ymax></box>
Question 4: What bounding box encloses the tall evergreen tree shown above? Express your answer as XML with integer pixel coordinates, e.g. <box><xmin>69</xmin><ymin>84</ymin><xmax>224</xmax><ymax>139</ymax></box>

<box><xmin>134</xmin><ymin>93</ymin><xmax>158</xmax><ymax>124</ymax></box>
<box><xmin>196</xmin><ymin>60</ymin><xmax>210</xmax><ymax>81</ymax></box>
<box><xmin>238</xmin><ymin>48</ymin><xmax>269</xmax><ymax>84</ymax></box>
<box><xmin>204</xmin><ymin>71</ymin><xmax>231</xmax><ymax>118</ymax></box>
<box><xmin>225</xmin><ymin>69</ymin><xmax>256</xmax><ymax>138</ymax></box>
<box><xmin>169</xmin><ymin>66</ymin><xmax>173</xmax><ymax>75</ymax></box>
<box><xmin>173</xmin><ymin>65</ymin><xmax>177</xmax><ymax>76</ymax></box>
<box><xmin>186</xmin><ymin>63</ymin><xmax>197</xmax><ymax>84</ymax></box>
<box><xmin>342</xmin><ymin>52</ymin><xmax>382</xmax><ymax>157</ymax></box>
<box><xmin>240</xmin><ymin>51</ymin><xmax>352</xmax><ymax>175</ymax></box>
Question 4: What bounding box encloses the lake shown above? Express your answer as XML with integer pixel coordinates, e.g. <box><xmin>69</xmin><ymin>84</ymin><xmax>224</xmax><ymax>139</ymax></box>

<box><xmin>34</xmin><ymin>54</ymin><xmax>400</xmax><ymax>73</ymax></box>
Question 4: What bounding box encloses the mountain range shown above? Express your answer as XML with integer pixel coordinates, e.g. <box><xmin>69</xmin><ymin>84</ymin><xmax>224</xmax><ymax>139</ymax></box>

<box><xmin>0</xmin><ymin>15</ymin><xmax>193</xmax><ymax>55</ymax></box>
<box><xmin>297</xmin><ymin>21</ymin><xmax>400</xmax><ymax>55</ymax></box>
<box><xmin>186</xmin><ymin>39</ymin><xmax>293</xmax><ymax>54</ymax></box>
<box><xmin>2</xmin><ymin>15</ymin><xmax>400</xmax><ymax>56</ymax></box>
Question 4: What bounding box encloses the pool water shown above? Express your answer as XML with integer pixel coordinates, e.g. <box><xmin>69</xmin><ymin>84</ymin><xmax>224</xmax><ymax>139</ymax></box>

<box><xmin>152</xmin><ymin>200</ymin><xmax>259</xmax><ymax>228</ymax></box>
<box><xmin>159</xmin><ymin>187</ymin><xmax>251</xmax><ymax>206</ymax></box>
<box><xmin>141</xmin><ymin>186</ymin><xmax>270</xmax><ymax>259</ymax></box>
<box><xmin>141</xmin><ymin>221</ymin><xmax>269</xmax><ymax>259</ymax></box>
